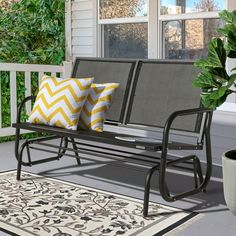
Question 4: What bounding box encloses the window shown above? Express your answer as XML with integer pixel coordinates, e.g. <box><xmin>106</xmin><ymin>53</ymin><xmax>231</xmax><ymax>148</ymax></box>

<box><xmin>98</xmin><ymin>0</ymin><xmax>148</xmax><ymax>58</ymax></box>
<box><xmin>159</xmin><ymin>0</ymin><xmax>225</xmax><ymax>59</ymax></box>
<box><xmin>163</xmin><ymin>18</ymin><xmax>223</xmax><ymax>59</ymax></box>
<box><xmin>160</xmin><ymin>0</ymin><xmax>225</xmax><ymax>15</ymax></box>
<box><xmin>100</xmin><ymin>0</ymin><xmax>148</xmax><ymax>18</ymax></box>
<box><xmin>96</xmin><ymin>1</ymin><xmax>236</xmax><ymax>109</ymax></box>
<box><xmin>103</xmin><ymin>23</ymin><xmax>148</xmax><ymax>58</ymax></box>
<box><xmin>98</xmin><ymin>0</ymin><xmax>226</xmax><ymax>59</ymax></box>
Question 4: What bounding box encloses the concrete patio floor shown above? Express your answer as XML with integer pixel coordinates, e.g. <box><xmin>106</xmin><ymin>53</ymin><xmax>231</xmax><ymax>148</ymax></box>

<box><xmin>0</xmin><ymin>140</ymin><xmax>236</xmax><ymax>236</ymax></box>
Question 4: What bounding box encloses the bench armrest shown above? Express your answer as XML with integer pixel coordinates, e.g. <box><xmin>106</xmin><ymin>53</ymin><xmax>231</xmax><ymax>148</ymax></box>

<box><xmin>16</xmin><ymin>96</ymin><xmax>36</xmax><ymax>124</ymax></box>
<box><xmin>158</xmin><ymin>107</ymin><xmax>213</xmax><ymax>203</ymax></box>
<box><xmin>162</xmin><ymin>107</ymin><xmax>214</xmax><ymax>149</ymax></box>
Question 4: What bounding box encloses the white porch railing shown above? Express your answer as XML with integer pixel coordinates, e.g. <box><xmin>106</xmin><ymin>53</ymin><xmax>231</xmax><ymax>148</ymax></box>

<box><xmin>0</xmin><ymin>62</ymin><xmax>72</xmax><ymax>137</ymax></box>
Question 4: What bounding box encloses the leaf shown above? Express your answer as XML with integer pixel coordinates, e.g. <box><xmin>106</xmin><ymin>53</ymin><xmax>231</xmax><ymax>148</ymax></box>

<box><xmin>124</xmin><ymin>210</ymin><xmax>129</xmax><ymax>214</ymax></box>
<box><xmin>129</xmin><ymin>214</ymin><xmax>135</xmax><ymax>220</ymax></box>
<box><xmin>70</xmin><ymin>215</ymin><xmax>77</xmax><ymax>221</ymax></box>
<box><xmin>227</xmin><ymin>32</ymin><xmax>236</xmax><ymax>51</ymax></box>
<box><xmin>217</xmin><ymin>28</ymin><xmax>229</xmax><ymax>37</ymax></box>
<box><xmin>208</xmin><ymin>38</ymin><xmax>226</xmax><ymax>68</ymax></box>
<box><xmin>194</xmin><ymin>38</ymin><xmax>226</xmax><ymax>70</ymax></box>
<box><xmin>228</xmin><ymin>50</ymin><xmax>236</xmax><ymax>58</ymax></box>
<box><xmin>43</xmin><ymin>219</ymin><xmax>50</xmax><ymax>224</ymax></box>
<box><xmin>201</xmin><ymin>91</ymin><xmax>231</xmax><ymax>109</ymax></box>
<box><xmin>42</xmin><ymin>226</ymin><xmax>51</xmax><ymax>233</ymax></box>
<box><xmin>219</xmin><ymin>10</ymin><xmax>236</xmax><ymax>24</ymax></box>
<box><xmin>212</xmin><ymin>74</ymin><xmax>229</xmax><ymax>85</ymax></box>
<box><xmin>208</xmin><ymin>87</ymin><xmax>228</xmax><ymax>100</ymax></box>
<box><xmin>65</xmin><ymin>222</ymin><xmax>74</xmax><ymax>227</ymax></box>
<box><xmin>32</xmin><ymin>212</ymin><xmax>38</xmax><ymax>218</ymax></box>
<box><xmin>140</xmin><ymin>221</ymin><xmax>145</xmax><ymax>227</ymax></box>
<box><xmin>217</xmin><ymin>10</ymin><xmax>236</xmax><ymax>58</ymax></box>
<box><xmin>54</xmin><ymin>210</ymin><xmax>59</xmax><ymax>215</ymax></box>
<box><xmin>194</xmin><ymin>59</ymin><xmax>211</xmax><ymax>69</ymax></box>
<box><xmin>192</xmin><ymin>71</ymin><xmax>217</xmax><ymax>89</ymax></box>
<box><xmin>16</xmin><ymin>218</ymin><xmax>23</xmax><ymax>225</ymax></box>
<box><xmin>228</xmin><ymin>74</ymin><xmax>236</xmax><ymax>87</ymax></box>
<box><xmin>33</xmin><ymin>220</ymin><xmax>40</xmax><ymax>226</ymax></box>
<box><xmin>88</xmin><ymin>226</ymin><xmax>104</xmax><ymax>234</ymax></box>
<box><xmin>219</xmin><ymin>10</ymin><xmax>236</xmax><ymax>25</ymax></box>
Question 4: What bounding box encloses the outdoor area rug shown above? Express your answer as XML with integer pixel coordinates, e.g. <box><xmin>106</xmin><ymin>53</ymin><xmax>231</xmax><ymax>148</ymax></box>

<box><xmin>0</xmin><ymin>170</ymin><xmax>198</xmax><ymax>236</ymax></box>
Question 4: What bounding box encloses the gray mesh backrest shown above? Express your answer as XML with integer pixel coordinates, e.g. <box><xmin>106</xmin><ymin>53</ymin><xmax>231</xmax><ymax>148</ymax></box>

<box><xmin>126</xmin><ymin>60</ymin><xmax>201</xmax><ymax>132</ymax></box>
<box><xmin>72</xmin><ymin>58</ymin><xmax>136</xmax><ymax>123</ymax></box>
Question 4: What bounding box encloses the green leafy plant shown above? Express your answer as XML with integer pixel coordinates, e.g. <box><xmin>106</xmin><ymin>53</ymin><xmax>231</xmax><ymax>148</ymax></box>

<box><xmin>0</xmin><ymin>0</ymin><xmax>65</xmax><ymax>64</ymax></box>
<box><xmin>193</xmin><ymin>10</ymin><xmax>236</xmax><ymax>109</ymax></box>
<box><xmin>0</xmin><ymin>0</ymin><xmax>65</xmax><ymax>142</ymax></box>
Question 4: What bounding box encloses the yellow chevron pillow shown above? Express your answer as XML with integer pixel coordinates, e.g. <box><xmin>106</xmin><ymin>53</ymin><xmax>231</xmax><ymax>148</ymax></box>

<box><xmin>28</xmin><ymin>75</ymin><xmax>94</xmax><ymax>130</ymax></box>
<box><xmin>78</xmin><ymin>83</ymin><xmax>119</xmax><ymax>132</ymax></box>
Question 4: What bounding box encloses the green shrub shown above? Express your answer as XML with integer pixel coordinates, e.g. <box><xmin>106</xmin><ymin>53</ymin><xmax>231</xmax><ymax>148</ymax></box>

<box><xmin>0</xmin><ymin>0</ymin><xmax>65</xmax><ymax>141</ymax></box>
<box><xmin>0</xmin><ymin>0</ymin><xmax>65</xmax><ymax>64</ymax></box>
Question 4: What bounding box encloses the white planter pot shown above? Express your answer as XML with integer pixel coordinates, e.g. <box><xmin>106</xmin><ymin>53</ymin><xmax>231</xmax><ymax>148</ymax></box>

<box><xmin>222</xmin><ymin>150</ymin><xmax>236</xmax><ymax>215</ymax></box>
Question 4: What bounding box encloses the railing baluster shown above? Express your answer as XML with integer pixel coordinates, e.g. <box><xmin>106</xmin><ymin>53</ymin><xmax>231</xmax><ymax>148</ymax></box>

<box><xmin>0</xmin><ymin>72</ymin><xmax>2</xmax><ymax>128</ymax></box>
<box><xmin>10</xmin><ymin>71</ymin><xmax>17</xmax><ymax>125</ymax></box>
<box><xmin>0</xmin><ymin>62</ymin><xmax>65</xmax><ymax>137</ymax></box>
<box><xmin>38</xmin><ymin>72</ymin><xmax>44</xmax><ymax>87</ymax></box>
<box><xmin>25</xmin><ymin>71</ymin><xmax>32</xmax><ymax>115</ymax></box>
<box><xmin>51</xmin><ymin>72</ymin><xmax>57</xmax><ymax>77</ymax></box>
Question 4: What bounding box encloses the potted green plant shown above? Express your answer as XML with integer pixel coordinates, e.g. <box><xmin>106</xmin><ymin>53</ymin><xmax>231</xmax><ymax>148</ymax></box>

<box><xmin>192</xmin><ymin>10</ymin><xmax>236</xmax><ymax>215</ymax></box>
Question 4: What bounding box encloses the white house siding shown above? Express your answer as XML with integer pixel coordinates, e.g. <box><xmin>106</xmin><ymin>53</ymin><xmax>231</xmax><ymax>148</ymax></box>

<box><xmin>70</xmin><ymin>0</ymin><xmax>97</xmax><ymax>60</ymax></box>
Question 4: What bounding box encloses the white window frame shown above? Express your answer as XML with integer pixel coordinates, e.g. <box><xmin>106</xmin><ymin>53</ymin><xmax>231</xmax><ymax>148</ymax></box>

<box><xmin>97</xmin><ymin>0</ymin><xmax>149</xmax><ymax>57</ymax></box>
<box><xmin>97</xmin><ymin>0</ymin><xmax>236</xmax><ymax>105</ymax></box>
<box><xmin>158</xmin><ymin>1</ymin><xmax>224</xmax><ymax>59</ymax></box>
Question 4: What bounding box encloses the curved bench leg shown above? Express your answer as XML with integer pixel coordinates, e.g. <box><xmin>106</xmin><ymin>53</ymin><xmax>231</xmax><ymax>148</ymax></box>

<box><xmin>15</xmin><ymin>128</ymin><xmax>70</xmax><ymax>180</ymax></box>
<box><xmin>57</xmin><ymin>137</ymin><xmax>68</xmax><ymax>159</ymax></box>
<box><xmin>201</xmin><ymin>126</ymin><xmax>212</xmax><ymax>192</ymax></box>
<box><xmin>70</xmin><ymin>138</ymin><xmax>81</xmax><ymax>165</ymax></box>
<box><xmin>193</xmin><ymin>156</ymin><xmax>204</xmax><ymax>188</ymax></box>
<box><xmin>16</xmin><ymin>140</ymin><xmax>28</xmax><ymax>180</ymax></box>
<box><xmin>143</xmin><ymin>165</ymin><xmax>159</xmax><ymax>217</ymax></box>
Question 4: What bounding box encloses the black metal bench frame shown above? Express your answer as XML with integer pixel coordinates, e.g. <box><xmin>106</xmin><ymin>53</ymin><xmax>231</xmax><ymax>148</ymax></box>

<box><xmin>13</xmin><ymin>58</ymin><xmax>213</xmax><ymax>217</ymax></box>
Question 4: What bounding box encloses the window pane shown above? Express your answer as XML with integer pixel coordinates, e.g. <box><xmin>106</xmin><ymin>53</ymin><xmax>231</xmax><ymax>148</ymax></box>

<box><xmin>100</xmin><ymin>0</ymin><xmax>148</xmax><ymax>19</ymax></box>
<box><xmin>160</xmin><ymin>0</ymin><xmax>225</xmax><ymax>15</ymax></box>
<box><xmin>104</xmin><ymin>23</ymin><xmax>148</xmax><ymax>58</ymax></box>
<box><xmin>163</xmin><ymin>18</ymin><xmax>223</xmax><ymax>59</ymax></box>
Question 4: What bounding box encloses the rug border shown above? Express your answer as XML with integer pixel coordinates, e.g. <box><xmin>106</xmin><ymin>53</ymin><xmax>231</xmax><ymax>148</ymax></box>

<box><xmin>0</xmin><ymin>169</ymin><xmax>199</xmax><ymax>236</ymax></box>
<box><xmin>0</xmin><ymin>227</ymin><xmax>19</xmax><ymax>236</ymax></box>
<box><xmin>153</xmin><ymin>212</ymin><xmax>198</xmax><ymax>236</ymax></box>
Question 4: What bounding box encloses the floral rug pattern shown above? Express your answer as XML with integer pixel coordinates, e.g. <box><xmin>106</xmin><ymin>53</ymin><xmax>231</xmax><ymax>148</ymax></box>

<box><xmin>0</xmin><ymin>171</ymin><xmax>196</xmax><ymax>236</ymax></box>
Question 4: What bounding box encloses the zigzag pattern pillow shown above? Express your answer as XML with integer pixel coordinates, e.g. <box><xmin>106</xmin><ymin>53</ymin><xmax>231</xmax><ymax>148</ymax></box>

<box><xmin>78</xmin><ymin>83</ymin><xmax>119</xmax><ymax>132</ymax></box>
<box><xmin>28</xmin><ymin>75</ymin><xmax>94</xmax><ymax>130</ymax></box>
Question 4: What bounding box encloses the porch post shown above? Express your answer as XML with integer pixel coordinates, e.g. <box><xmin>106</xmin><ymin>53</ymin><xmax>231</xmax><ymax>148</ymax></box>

<box><xmin>65</xmin><ymin>0</ymin><xmax>72</xmax><ymax>61</ymax></box>
<box><xmin>62</xmin><ymin>61</ymin><xmax>73</xmax><ymax>78</ymax></box>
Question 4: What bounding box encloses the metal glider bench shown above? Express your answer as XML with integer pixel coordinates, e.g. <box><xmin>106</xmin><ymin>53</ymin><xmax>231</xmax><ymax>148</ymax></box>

<box><xmin>13</xmin><ymin>58</ymin><xmax>213</xmax><ymax>217</ymax></box>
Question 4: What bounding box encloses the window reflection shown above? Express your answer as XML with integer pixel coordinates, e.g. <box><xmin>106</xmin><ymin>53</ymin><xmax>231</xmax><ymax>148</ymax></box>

<box><xmin>100</xmin><ymin>0</ymin><xmax>148</xmax><ymax>19</ymax></box>
<box><xmin>163</xmin><ymin>18</ymin><xmax>223</xmax><ymax>59</ymax></box>
<box><xmin>160</xmin><ymin>0</ymin><xmax>225</xmax><ymax>15</ymax></box>
<box><xmin>104</xmin><ymin>23</ymin><xmax>148</xmax><ymax>58</ymax></box>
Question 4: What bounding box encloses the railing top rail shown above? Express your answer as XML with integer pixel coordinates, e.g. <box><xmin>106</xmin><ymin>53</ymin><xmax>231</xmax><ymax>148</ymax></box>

<box><xmin>0</xmin><ymin>62</ymin><xmax>72</xmax><ymax>137</ymax></box>
<box><xmin>0</xmin><ymin>63</ymin><xmax>63</xmax><ymax>73</ymax></box>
